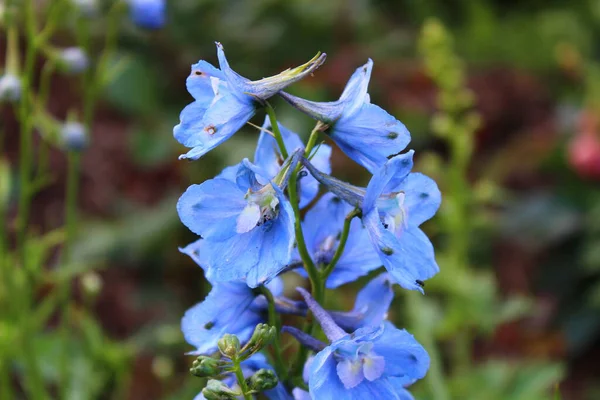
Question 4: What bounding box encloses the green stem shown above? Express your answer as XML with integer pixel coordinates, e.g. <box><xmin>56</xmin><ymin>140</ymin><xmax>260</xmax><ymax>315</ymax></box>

<box><xmin>321</xmin><ymin>209</ymin><xmax>360</xmax><ymax>278</ymax></box>
<box><xmin>264</xmin><ymin>102</ymin><xmax>289</xmax><ymax>160</ymax></box>
<box><xmin>233</xmin><ymin>360</ymin><xmax>252</xmax><ymax>400</ymax></box>
<box><xmin>259</xmin><ymin>286</ymin><xmax>287</xmax><ymax>381</ymax></box>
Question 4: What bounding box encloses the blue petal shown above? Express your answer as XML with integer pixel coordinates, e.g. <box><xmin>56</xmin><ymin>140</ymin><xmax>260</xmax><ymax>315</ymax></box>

<box><xmin>178</xmin><ymin>93</ymin><xmax>255</xmax><ymax>161</ymax></box>
<box><xmin>200</xmin><ymin>198</ymin><xmax>294</xmax><ymax>288</ymax></box>
<box><xmin>336</xmin><ymin>358</ymin><xmax>364</xmax><ymax>389</ymax></box>
<box><xmin>309</xmin><ymin>345</ymin><xmax>409</xmax><ymax>399</ymax></box>
<box><xmin>266</xmin><ymin>276</ymin><xmax>285</xmax><ymax>298</ymax></box>
<box><xmin>332</xmin><ymin>103</ymin><xmax>411</xmax><ymax>174</ymax></box>
<box><xmin>372</xmin><ymin>323</ymin><xmax>430</xmax><ymax>381</ymax></box>
<box><xmin>388</xmin><ymin>378</ymin><xmax>416</xmax><ymax>400</ymax></box>
<box><xmin>292</xmin><ymin>388</ymin><xmax>311</xmax><ymax>400</ymax></box>
<box><xmin>389</xmin><ymin>173</ymin><xmax>441</xmax><ymax>227</ymax></box>
<box><xmin>327</xmin><ymin>218</ymin><xmax>382</xmax><ymax>288</ymax></box>
<box><xmin>186</xmin><ymin>60</ymin><xmax>225</xmax><ymax>102</ymax></box>
<box><xmin>363</xmin><ymin>151</ymin><xmax>414</xmax><ymax>216</ymax></box>
<box><xmin>181</xmin><ymin>282</ymin><xmax>261</xmax><ymax>355</ymax></box>
<box><xmin>364</xmin><ymin>212</ymin><xmax>439</xmax><ymax>292</ymax></box>
<box><xmin>351</xmin><ymin>273</ymin><xmax>394</xmax><ymax>327</ymax></box>
<box><xmin>338</xmin><ymin>59</ymin><xmax>373</xmax><ymax>117</ymax></box>
<box><xmin>173</xmin><ymin>101</ymin><xmax>209</xmax><ymax>147</ymax></box>
<box><xmin>177</xmin><ymin>179</ymin><xmax>247</xmax><ymax>240</ymax></box>
<box><xmin>216</xmin><ymin>163</ymin><xmax>240</xmax><ymax>182</ymax></box>
<box><xmin>302</xmin><ymin>193</ymin><xmax>352</xmax><ymax>260</ymax></box>
<box><xmin>179</xmin><ymin>238</ymin><xmax>209</xmax><ymax>274</ymax></box>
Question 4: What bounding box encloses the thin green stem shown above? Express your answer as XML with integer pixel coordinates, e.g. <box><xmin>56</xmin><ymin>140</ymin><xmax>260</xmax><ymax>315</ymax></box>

<box><xmin>259</xmin><ymin>286</ymin><xmax>287</xmax><ymax>381</ymax></box>
<box><xmin>264</xmin><ymin>102</ymin><xmax>289</xmax><ymax>159</ymax></box>
<box><xmin>233</xmin><ymin>360</ymin><xmax>252</xmax><ymax>400</ymax></box>
<box><xmin>321</xmin><ymin>209</ymin><xmax>360</xmax><ymax>278</ymax></box>
<box><xmin>304</xmin><ymin>123</ymin><xmax>322</xmax><ymax>157</ymax></box>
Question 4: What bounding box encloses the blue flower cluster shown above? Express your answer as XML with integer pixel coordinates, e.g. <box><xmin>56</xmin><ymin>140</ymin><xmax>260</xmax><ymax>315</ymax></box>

<box><xmin>174</xmin><ymin>43</ymin><xmax>441</xmax><ymax>399</ymax></box>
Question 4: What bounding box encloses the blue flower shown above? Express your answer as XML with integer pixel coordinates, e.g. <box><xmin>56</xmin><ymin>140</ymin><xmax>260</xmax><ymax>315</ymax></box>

<box><xmin>195</xmin><ymin>353</ymin><xmax>291</xmax><ymax>400</ymax></box>
<box><xmin>301</xmin><ymin>151</ymin><xmax>441</xmax><ymax>292</ymax></box>
<box><xmin>295</xmin><ymin>193</ymin><xmax>381</xmax><ymax>288</ymax></box>
<box><xmin>279</xmin><ymin>60</ymin><xmax>410</xmax><ymax>173</ymax></box>
<box><xmin>58</xmin><ymin>47</ymin><xmax>89</xmax><ymax>74</ymax></box>
<box><xmin>255</xmin><ymin>117</ymin><xmax>331</xmax><ymax>208</ymax></box>
<box><xmin>0</xmin><ymin>74</ymin><xmax>21</xmax><ymax>103</ymax></box>
<box><xmin>174</xmin><ymin>44</ymin><xmax>326</xmax><ymax>161</ymax></box>
<box><xmin>296</xmin><ymin>288</ymin><xmax>429</xmax><ymax>399</ymax></box>
<box><xmin>177</xmin><ymin>158</ymin><xmax>296</xmax><ymax>287</ymax></box>
<box><xmin>127</xmin><ymin>0</ymin><xmax>166</xmax><ymax>30</ymax></box>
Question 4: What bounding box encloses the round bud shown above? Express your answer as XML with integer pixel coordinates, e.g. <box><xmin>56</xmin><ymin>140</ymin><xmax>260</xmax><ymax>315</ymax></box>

<box><xmin>201</xmin><ymin>379</ymin><xmax>238</xmax><ymax>400</ymax></box>
<box><xmin>248</xmin><ymin>369</ymin><xmax>278</xmax><ymax>392</ymax></box>
<box><xmin>190</xmin><ymin>356</ymin><xmax>221</xmax><ymax>377</ymax></box>
<box><xmin>217</xmin><ymin>334</ymin><xmax>240</xmax><ymax>359</ymax></box>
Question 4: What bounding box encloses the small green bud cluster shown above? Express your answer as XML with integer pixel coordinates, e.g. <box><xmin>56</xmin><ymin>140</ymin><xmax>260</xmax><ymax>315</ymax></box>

<box><xmin>191</xmin><ymin>324</ymin><xmax>279</xmax><ymax>399</ymax></box>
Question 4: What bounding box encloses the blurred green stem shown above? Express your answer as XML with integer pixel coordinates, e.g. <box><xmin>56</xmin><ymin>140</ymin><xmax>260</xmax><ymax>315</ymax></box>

<box><xmin>233</xmin><ymin>359</ymin><xmax>252</xmax><ymax>400</ymax></box>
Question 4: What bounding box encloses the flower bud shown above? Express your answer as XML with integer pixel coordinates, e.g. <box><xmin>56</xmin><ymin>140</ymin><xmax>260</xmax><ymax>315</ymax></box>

<box><xmin>0</xmin><ymin>74</ymin><xmax>21</xmax><ymax>103</ymax></box>
<box><xmin>201</xmin><ymin>379</ymin><xmax>239</xmax><ymax>400</ymax></box>
<box><xmin>247</xmin><ymin>369</ymin><xmax>278</xmax><ymax>392</ymax></box>
<box><xmin>61</xmin><ymin>121</ymin><xmax>88</xmax><ymax>151</ymax></box>
<box><xmin>59</xmin><ymin>47</ymin><xmax>89</xmax><ymax>74</ymax></box>
<box><xmin>190</xmin><ymin>356</ymin><xmax>222</xmax><ymax>377</ymax></box>
<box><xmin>217</xmin><ymin>334</ymin><xmax>240</xmax><ymax>359</ymax></box>
<box><xmin>245</xmin><ymin>323</ymin><xmax>276</xmax><ymax>355</ymax></box>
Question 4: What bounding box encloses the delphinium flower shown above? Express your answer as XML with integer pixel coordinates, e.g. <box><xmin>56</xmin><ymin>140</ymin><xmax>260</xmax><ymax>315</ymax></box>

<box><xmin>127</xmin><ymin>0</ymin><xmax>166</xmax><ymax>30</ymax></box>
<box><xmin>58</xmin><ymin>47</ymin><xmax>89</xmax><ymax>74</ymax></box>
<box><xmin>294</xmin><ymin>192</ymin><xmax>381</xmax><ymax>288</ymax></box>
<box><xmin>177</xmin><ymin>154</ymin><xmax>300</xmax><ymax>287</ymax></box>
<box><xmin>255</xmin><ymin>117</ymin><xmax>331</xmax><ymax>208</ymax></box>
<box><xmin>0</xmin><ymin>74</ymin><xmax>21</xmax><ymax>103</ymax></box>
<box><xmin>291</xmin><ymin>288</ymin><xmax>429</xmax><ymax>399</ymax></box>
<box><xmin>61</xmin><ymin>121</ymin><xmax>88</xmax><ymax>151</ymax></box>
<box><xmin>279</xmin><ymin>60</ymin><xmax>410</xmax><ymax>173</ymax></box>
<box><xmin>174</xmin><ymin>43</ymin><xmax>326</xmax><ymax>160</ymax></box>
<box><xmin>302</xmin><ymin>150</ymin><xmax>442</xmax><ymax>292</ymax></box>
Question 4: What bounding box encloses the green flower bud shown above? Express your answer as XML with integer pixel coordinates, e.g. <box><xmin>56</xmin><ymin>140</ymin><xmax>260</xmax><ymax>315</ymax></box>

<box><xmin>247</xmin><ymin>368</ymin><xmax>278</xmax><ymax>392</ymax></box>
<box><xmin>245</xmin><ymin>323</ymin><xmax>276</xmax><ymax>355</ymax></box>
<box><xmin>217</xmin><ymin>334</ymin><xmax>240</xmax><ymax>359</ymax></box>
<box><xmin>190</xmin><ymin>356</ymin><xmax>222</xmax><ymax>377</ymax></box>
<box><xmin>202</xmin><ymin>379</ymin><xmax>239</xmax><ymax>400</ymax></box>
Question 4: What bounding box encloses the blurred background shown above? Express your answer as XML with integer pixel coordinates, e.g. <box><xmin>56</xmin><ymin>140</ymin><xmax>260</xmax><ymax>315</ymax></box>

<box><xmin>2</xmin><ymin>0</ymin><xmax>600</xmax><ymax>399</ymax></box>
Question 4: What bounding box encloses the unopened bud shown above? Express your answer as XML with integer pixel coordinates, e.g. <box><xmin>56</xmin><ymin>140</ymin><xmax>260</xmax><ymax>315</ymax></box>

<box><xmin>0</xmin><ymin>74</ymin><xmax>21</xmax><ymax>103</ymax></box>
<box><xmin>245</xmin><ymin>323</ymin><xmax>276</xmax><ymax>354</ymax></box>
<box><xmin>190</xmin><ymin>356</ymin><xmax>222</xmax><ymax>377</ymax></box>
<box><xmin>61</xmin><ymin>121</ymin><xmax>88</xmax><ymax>151</ymax></box>
<box><xmin>201</xmin><ymin>379</ymin><xmax>239</xmax><ymax>400</ymax></box>
<box><xmin>247</xmin><ymin>369</ymin><xmax>278</xmax><ymax>392</ymax></box>
<box><xmin>217</xmin><ymin>334</ymin><xmax>240</xmax><ymax>359</ymax></box>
